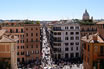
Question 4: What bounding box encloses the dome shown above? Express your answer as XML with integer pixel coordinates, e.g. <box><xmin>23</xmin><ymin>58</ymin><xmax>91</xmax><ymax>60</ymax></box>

<box><xmin>82</xmin><ymin>9</ymin><xmax>90</xmax><ymax>20</ymax></box>
<box><xmin>83</xmin><ymin>10</ymin><xmax>89</xmax><ymax>16</ymax></box>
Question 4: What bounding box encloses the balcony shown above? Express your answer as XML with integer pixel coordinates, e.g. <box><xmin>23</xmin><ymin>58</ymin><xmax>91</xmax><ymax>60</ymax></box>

<box><xmin>25</xmin><ymin>54</ymin><xmax>30</xmax><ymax>57</ymax></box>
<box><xmin>53</xmin><ymin>48</ymin><xmax>61</xmax><ymax>53</ymax></box>
<box><xmin>53</xmin><ymin>29</ymin><xmax>62</xmax><ymax>31</ymax></box>
<box><xmin>54</xmin><ymin>40</ymin><xmax>62</xmax><ymax>42</ymax></box>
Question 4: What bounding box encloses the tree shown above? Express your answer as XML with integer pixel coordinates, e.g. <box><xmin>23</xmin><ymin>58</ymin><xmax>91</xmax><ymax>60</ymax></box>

<box><xmin>24</xmin><ymin>20</ymin><xmax>34</xmax><ymax>24</ymax></box>
<box><xmin>36</xmin><ymin>21</ymin><xmax>40</xmax><ymax>24</ymax></box>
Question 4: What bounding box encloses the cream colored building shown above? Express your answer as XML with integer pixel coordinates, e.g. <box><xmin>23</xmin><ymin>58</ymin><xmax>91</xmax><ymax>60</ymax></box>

<box><xmin>0</xmin><ymin>29</ymin><xmax>18</xmax><ymax>69</ymax></box>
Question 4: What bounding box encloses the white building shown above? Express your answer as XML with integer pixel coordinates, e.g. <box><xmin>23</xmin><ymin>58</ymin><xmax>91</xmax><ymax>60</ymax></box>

<box><xmin>51</xmin><ymin>20</ymin><xmax>80</xmax><ymax>60</ymax></box>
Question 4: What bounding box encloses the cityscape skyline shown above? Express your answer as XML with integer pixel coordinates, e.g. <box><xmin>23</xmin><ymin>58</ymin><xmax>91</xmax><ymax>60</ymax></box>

<box><xmin>0</xmin><ymin>0</ymin><xmax>104</xmax><ymax>20</ymax></box>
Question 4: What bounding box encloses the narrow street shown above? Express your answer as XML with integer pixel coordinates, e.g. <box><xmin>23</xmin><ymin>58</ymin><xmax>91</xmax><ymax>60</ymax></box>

<box><xmin>41</xmin><ymin>27</ymin><xmax>53</xmax><ymax>69</ymax></box>
<box><xmin>41</xmin><ymin>26</ymin><xmax>84</xmax><ymax>69</ymax></box>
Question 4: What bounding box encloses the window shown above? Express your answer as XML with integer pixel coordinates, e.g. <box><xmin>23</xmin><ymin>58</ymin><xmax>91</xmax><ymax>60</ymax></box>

<box><xmin>54</xmin><ymin>37</ymin><xmax>61</xmax><ymax>41</ymax></box>
<box><xmin>17</xmin><ymin>40</ymin><xmax>19</xmax><ymax>43</ymax></box>
<box><xmin>36</xmin><ymin>28</ymin><xmax>38</xmax><ymax>30</ymax></box>
<box><xmin>21</xmin><ymin>46</ymin><xmax>22</xmax><ymax>49</ymax></box>
<box><xmin>26</xmin><ymin>28</ymin><xmax>28</xmax><ymax>31</ymax></box>
<box><xmin>36</xmin><ymin>33</ymin><xmax>38</xmax><ymax>36</ymax></box>
<box><xmin>65</xmin><ymin>53</ymin><xmax>68</xmax><ymax>58</ymax></box>
<box><xmin>17</xmin><ymin>52</ymin><xmax>19</xmax><ymax>55</ymax></box>
<box><xmin>31</xmin><ymin>33</ymin><xmax>33</xmax><ymax>36</ymax></box>
<box><xmin>54</xmin><ymin>43</ymin><xmax>61</xmax><ymax>46</ymax></box>
<box><xmin>65</xmin><ymin>27</ymin><xmax>68</xmax><ymax>29</ymax></box>
<box><xmin>35</xmin><ymin>50</ymin><xmax>39</xmax><ymax>54</ymax></box>
<box><xmin>26</xmin><ymin>39</ymin><xmax>28</xmax><ymax>42</ymax></box>
<box><xmin>76</xmin><ymin>53</ymin><xmax>79</xmax><ymax>57</ymax></box>
<box><xmin>66</xmin><ymin>32</ymin><xmax>68</xmax><ymax>35</ymax></box>
<box><xmin>10</xmin><ymin>29</ymin><xmax>13</xmax><ymax>33</ymax></box>
<box><xmin>16</xmin><ymin>29</ymin><xmax>18</xmax><ymax>33</ymax></box>
<box><xmin>58</xmin><ymin>32</ymin><xmax>61</xmax><ymax>35</ymax></box>
<box><xmin>76</xmin><ymin>32</ymin><xmax>79</xmax><ymax>35</ymax></box>
<box><xmin>21</xmin><ymin>52</ymin><xmax>24</xmax><ymax>55</ymax></box>
<box><xmin>17</xmin><ymin>58</ymin><xmax>20</xmax><ymax>62</ymax></box>
<box><xmin>36</xmin><ymin>38</ymin><xmax>38</xmax><ymax>41</ymax></box>
<box><xmin>65</xmin><ymin>43</ymin><xmax>69</xmax><ymax>46</ymax></box>
<box><xmin>76</xmin><ymin>36</ymin><xmax>79</xmax><ymax>40</ymax></box>
<box><xmin>70</xmin><ymin>37</ymin><xmax>74</xmax><ymax>40</ymax></box>
<box><xmin>31</xmin><ymin>38</ymin><xmax>33</xmax><ymax>42</ymax></box>
<box><xmin>70</xmin><ymin>53</ymin><xmax>74</xmax><ymax>58</ymax></box>
<box><xmin>76</xmin><ymin>26</ymin><xmax>79</xmax><ymax>29</ymax></box>
<box><xmin>70</xmin><ymin>32</ymin><xmax>74</xmax><ymax>35</ymax></box>
<box><xmin>31</xmin><ymin>28</ymin><xmax>33</xmax><ymax>30</ymax></box>
<box><xmin>22</xmin><ymin>58</ymin><xmax>24</xmax><ymax>62</ymax></box>
<box><xmin>36</xmin><ymin>44</ymin><xmax>38</xmax><ymax>48</ymax></box>
<box><xmin>26</xmin><ymin>45</ymin><xmax>28</xmax><ymax>48</ymax></box>
<box><xmin>76</xmin><ymin>42</ymin><xmax>79</xmax><ymax>45</ymax></box>
<box><xmin>21</xmin><ymin>29</ymin><xmax>23</xmax><ymax>33</ymax></box>
<box><xmin>65</xmin><ymin>48</ymin><xmax>69</xmax><ymax>51</ymax></box>
<box><xmin>54</xmin><ymin>32</ymin><xmax>57</xmax><ymax>35</ymax></box>
<box><xmin>70</xmin><ymin>42</ymin><xmax>74</xmax><ymax>45</ymax></box>
<box><xmin>70</xmin><ymin>26</ymin><xmax>74</xmax><ymax>29</ymax></box>
<box><xmin>17</xmin><ymin>46</ymin><xmax>19</xmax><ymax>49</ymax></box>
<box><xmin>32</xmin><ymin>51</ymin><xmax>34</xmax><ymax>54</ymax></box>
<box><xmin>76</xmin><ymin>47</ymin><xmax>78</xmax><ymax>50</ymax></box>
<box><xmin>20</xmin><ymin>40</ymin><xmax>22</xmax><ymax>43</ymax></box>
<box><xmin>23</xmin><ymin>46</ymin><xmax>24</xmax><ymax>49</ymax></box>
<box><xmin>65</xmin><ymin>37</ymin><xmax>68</xmax><ymax>40</ymax></box>
<box><xmin>71</xmin><ymin>47</ymin><xmax>73</xmax><ymax>51</ymax></box>
<box><xmin>23</xmin><ymin>35</ymin><xmax>24</xmax><ymax>38</ymax></box>
<box><xmin>87</xmin><ymin>28</ymin><xmax>89</xmax><ymax>31</ymax></box>
<box><xmin>20</xmin><ymin>35</ymin><xmax>22</xmax><ymax>38</ymax></box>
<box><xmin>31</xmin><ymin>45</ymin><xmax>33</xmax><ymax>48</ymax></box>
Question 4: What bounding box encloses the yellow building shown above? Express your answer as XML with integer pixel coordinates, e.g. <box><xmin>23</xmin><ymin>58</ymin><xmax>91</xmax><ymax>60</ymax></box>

<box><xmin>81</xmin><ymin>21</ymin><xmax>104</xmax><ymax>69</ymax></box>
<box><xmin>0</xmin><ymin>29</ymin><xmax>18</xmax><ymax>69</ymax></box>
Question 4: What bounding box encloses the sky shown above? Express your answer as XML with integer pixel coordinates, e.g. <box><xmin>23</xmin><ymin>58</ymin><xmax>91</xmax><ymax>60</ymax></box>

<box><xmin>0</xmin><ymin>0</ymin><xmax>104</xmax><ymax>20</ymax></box>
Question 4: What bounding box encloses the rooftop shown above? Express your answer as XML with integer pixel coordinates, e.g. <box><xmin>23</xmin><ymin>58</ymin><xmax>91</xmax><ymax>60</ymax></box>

<box><xmin>53</xmin><ymin>20</ymin><xmax>79</xmax><ymax>26</ymax></box>
<box><xmin>97</xmin><ymin>21</ymin><xmax>104</xmax><ymax>24</ymax></box>
<box><xmin>0</xmin><ymin>29</ymin><xmax>6</xmax><ymax>37</ymax></box>
<box><xmin>0</xmin><ymin>29</ymin><xmax>18</xmax><ymax>43</ymax></box>
<box><xmin>81</xmin><ymin>33</ymin><xmax>104</xmax><ymax>43</ymax></box>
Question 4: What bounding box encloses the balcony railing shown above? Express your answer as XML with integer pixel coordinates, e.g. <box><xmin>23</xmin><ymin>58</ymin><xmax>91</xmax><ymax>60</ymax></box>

<box><xmin>54</xmin><ymin>40</ymin><xmax>62</xmax><ymax>42</ymax></box>
<box><xmin>25</xmin><ymin>54</ymin><xmax>30</xmax><ymax>57</ymax></box>
<box><xmin>53</xmin><ymin>29</ymin><xmax>62</xmax><ymax>31</ymax></box>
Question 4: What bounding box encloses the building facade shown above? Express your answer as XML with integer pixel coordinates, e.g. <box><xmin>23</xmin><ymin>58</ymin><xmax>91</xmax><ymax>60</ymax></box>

<box><xmin>1</xmin><ymin>22</ymin><xmax>25</xmax><ymax>63</ymax></box>
<box><xmin>81</xmin><ymin>21</ymin><xmax>104</xmax><ymax>69</ymax></box>
<box><xmin>80</xmin><ymin>24</ymin><xmax>97</xmax><ymax>37</ymax></box>
<box><xmin>51</xmin><ymin>21</ymin><xmax>80</xmax><ymax>60</ymax></box>
<box><xmin>1</xmin><ymin>22</ymin><xmax>41</xmax><ymax>64</ymax></box>
<box><xmin>24</xmin><ymin>24</ymin><xmax>41</xmax><ymax>63</ymax></box>
<box><xmin>0</xmin><ymin>29</ymin><xmax>18</xmax><ymax>69</ymax></box>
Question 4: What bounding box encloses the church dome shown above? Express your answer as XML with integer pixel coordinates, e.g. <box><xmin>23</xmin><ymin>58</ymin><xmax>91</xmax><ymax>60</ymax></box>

<box><xmin>83</xmin><ymin>10</ymin><xmax>89</xmax><ymax>16</ymax></box>
<box><xmin>82</xmin><ymin>9</ymin><xmax>90</xmax><ymax>20</ymax></box>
